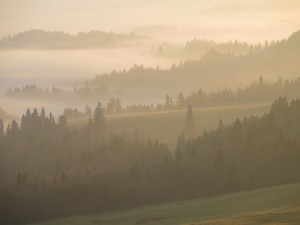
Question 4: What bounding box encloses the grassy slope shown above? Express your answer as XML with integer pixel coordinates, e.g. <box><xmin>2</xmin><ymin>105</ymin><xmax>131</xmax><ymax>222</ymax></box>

<box><xmin>31</xmin><ymin>182</ymin><xmax>300</xmax><ymax>225</ymax></box>
<box><xmin>70</xmin><ymin>102</ymin><xmax>271</xmax><ymax>148</ymax></box>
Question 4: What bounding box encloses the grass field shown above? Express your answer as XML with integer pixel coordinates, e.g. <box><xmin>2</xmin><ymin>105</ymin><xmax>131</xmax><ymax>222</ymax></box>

<box><xmin>31</xmin><ymin>182</ymin><xmax>300</xmax><ymax>225</ymax></box>
<box><xmin>70</xmin><ymin>102</ymin><xmax>271</xmax><ymax>148</ymax></box>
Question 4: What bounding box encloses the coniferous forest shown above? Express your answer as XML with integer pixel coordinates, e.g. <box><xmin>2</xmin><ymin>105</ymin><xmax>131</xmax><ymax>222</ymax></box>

<box><xmin>1</xmin><ymin>1</ymin><xmax>300</xmax><ymax>225</ymax></box>
<box><xmin>1</xmin><ymin>97</ymin><xmax>300</xmax><ymax>224</ymax></box>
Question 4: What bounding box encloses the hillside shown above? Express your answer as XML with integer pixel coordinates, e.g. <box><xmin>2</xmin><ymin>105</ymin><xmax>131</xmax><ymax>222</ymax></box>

<box><xmin>30</xmin><ymin>182</ymin><xmax>300</xmax><ymax>225</ymax></box>
<box><xmin>1</xmin><ymin>98</ymin><xmax>300</xmax><ymax>224</ymax></box>
<box><xmin>70</xmin><ymin>102</ymin><xmax>270</xmax><ymax>148</ymax></box>
<box><xmin>87</xmin><ymin>30</ymin><xmax>300</xmax><ymax>99</ymax></box>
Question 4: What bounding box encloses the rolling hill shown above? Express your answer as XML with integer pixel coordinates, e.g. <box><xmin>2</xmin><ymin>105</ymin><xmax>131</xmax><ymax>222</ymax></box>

<box><xmin>70</xmin><ymin>102</ymin><xmax>271</xmax><ymax>148</ymax></box>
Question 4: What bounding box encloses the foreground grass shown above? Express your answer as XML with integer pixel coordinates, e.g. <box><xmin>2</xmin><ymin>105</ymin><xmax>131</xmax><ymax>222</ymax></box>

<box><xmin>31</xmin><ymin>182</ymin><xmax>300</xmax><ymax>225</ymax></box>
<box><xmin>70</xmin><ymin>102</ymin><xmax>271</xmax><ymax>148</ymax></box>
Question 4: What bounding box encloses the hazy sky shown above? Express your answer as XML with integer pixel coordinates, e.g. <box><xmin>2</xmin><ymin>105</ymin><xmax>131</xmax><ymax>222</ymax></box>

<box><xmin>0</xmin><ymin>0</ymin><xmax>299</xmax><ymax>42</ymax></box>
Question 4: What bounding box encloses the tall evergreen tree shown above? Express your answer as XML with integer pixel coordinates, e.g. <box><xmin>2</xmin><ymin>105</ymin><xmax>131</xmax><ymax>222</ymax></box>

<box><xmin>58</xmin><ymin>115</ymin><xmax>68</xmax><ymax>130</ymax></box>
<box><xmin>7</xmin><ymin>120</ymin><xmax>19</xmax><ymax>138</ymax></box>
<box><xmin>176</xmin><ymin>92</ymin><xmax>185</xmax><ymax>108</ymax></box>
<box><xmin>25</xmin><ymin>108</ymin><xmax>31</xmax><ymax>119</ymax></box>
<box><xmin>184</xmin><ymin>105</ymin><xmax>196</xmax><ymax>137</ymax></box>
<box><xmin>93</xmin><ymin>102</ymin><xmax>105</xmax><ymax>134</ymax></box>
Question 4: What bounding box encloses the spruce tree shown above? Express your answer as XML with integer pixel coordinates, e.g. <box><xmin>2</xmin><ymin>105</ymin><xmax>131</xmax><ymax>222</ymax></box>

<box><xmin>93</xmin><ymin>102</ymin><xmax>105</xmax><ymax>134</ymax></box>
<box><xmin>184</xmin><ymin>105</ymin><xmax>195</xmax><ymax>137</ymax></box>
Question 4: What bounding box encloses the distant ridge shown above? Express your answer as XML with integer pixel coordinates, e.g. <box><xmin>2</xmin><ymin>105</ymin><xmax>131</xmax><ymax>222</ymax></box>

<box><xmin>0</xmin><ymin>29</ymin><xmax>148</xmax><ymax>49</ymax></box>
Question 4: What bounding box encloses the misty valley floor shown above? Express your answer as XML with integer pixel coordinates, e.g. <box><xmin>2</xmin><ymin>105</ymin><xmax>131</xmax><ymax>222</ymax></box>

<box><xmin>30</xmin><ymin>182</ymin><xmax>300</xmax><ymax>225</ymax></box>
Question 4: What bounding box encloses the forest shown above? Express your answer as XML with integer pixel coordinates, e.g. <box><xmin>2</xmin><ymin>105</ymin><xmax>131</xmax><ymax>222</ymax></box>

<box><xmin>1</xmin><ymin>97</ymin><xmax>300</xmax><ymax>224</ymax></box>
<box><xmin>1</xmin><ymin>1</ymin><xmax>300</xmax><ymax>224</ymax></box>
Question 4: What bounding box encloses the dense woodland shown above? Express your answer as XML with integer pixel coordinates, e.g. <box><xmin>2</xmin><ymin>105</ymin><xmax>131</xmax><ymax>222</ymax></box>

<box><xmin>1</xmin><ymin>97</ymin><xmax>300</xmax><ymax>224</ymax></box>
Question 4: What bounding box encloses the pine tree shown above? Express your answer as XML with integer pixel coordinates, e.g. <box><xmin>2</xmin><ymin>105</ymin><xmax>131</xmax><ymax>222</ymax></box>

<box><xmin>176</xmin><ymin>92</ymin><xmax>185</xmax><ymax>108</ymax></box>
<box><xmin>40</xmin><ymin>107</ymin><xmax>46</xmax><ymax>126</ymax></box>
<box><xmin>26</xmin><ymin>108</ymin><xmax>31</xmax><ymax>119</ymax></box>
<box><xmin>218</xmin><ymin>119</ymin><xmax>224</xmax><ymax>130</ymax></box>
<box><xmin>58</xmin><ymin>115</ymin><xmax>68</xmax><ymax>130</ymax></box>
<box><xmin>41</xmin><ymin>107</ymin><xmax>46</xmax><ymax>119</ymax></box>
<box><xmin>184</xmin><ymin>105</ymin><xmax>196</xmax><ymax>137</ymax></box>
<box><xmin>93</xmin><ymin>102</ymin><xmax>105</xmax><ymax>134</ymax></box>
<box><xmin>10</xmin><ymin>120</ymin><xmax>19</xmax><ymax>138</ymax></box>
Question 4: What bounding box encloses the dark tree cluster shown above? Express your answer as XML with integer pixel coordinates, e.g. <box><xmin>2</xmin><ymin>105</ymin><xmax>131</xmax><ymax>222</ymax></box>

<box><xmin>175</xmin><ymin>97</ymin><xmax>300</xmax><ymax>195</ymax></box>
<box><xmin>5</xmin><ymin>107</ymin><xmax>67</xmax><ymax>143</ymax></box>
<box><xmin>185</xmin><ymin>39</ymin><xmax>255</xmax><ymax>56</ymax></box>
<box><xmin>106</xmin><ymin>97</ymin><xmax>123</xmax><ymax>114</ymax></box>
<box><xmin>0</xmin><ymin>103</ymin><xmax>170</xmax><ymax>224</ymax></box>
<box><xmin>1</xmin><ymin>98</ymin><xmax>300</xmax><ymax>224</ymax></box>
<box><xmin>63</xmin><ymin>105</ymin><xmax>92</xmax><ymax>121</ymax></box>
<box><xmin>6</xmin><ymin>84</ymin><xmax>108</xmax><ymax>103</ymax></box>
<box><xmin>170</xmin><ymin>76</ymin><xmax>300</xmax><ymax>109</ymax></box>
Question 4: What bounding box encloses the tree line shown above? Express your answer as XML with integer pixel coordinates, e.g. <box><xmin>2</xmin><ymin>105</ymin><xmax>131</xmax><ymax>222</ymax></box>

<box><xmin>104</xmin><ymin>76</ymin><xmax>300</xmax><ymax>114</ymax></box>
<box><xmin>13</xmin><ymin>76</ymin><xmax>300</xmax><ymax>122</ymax></box>
<box><xmin>62</xmin><ymin>76</ymin><xmax>300</xmax><ymax>118</ymax></box>
<box><xmin>0</xmin><ymin>29</ymin><xmax>146</xmax><ymax>49</ymax></box>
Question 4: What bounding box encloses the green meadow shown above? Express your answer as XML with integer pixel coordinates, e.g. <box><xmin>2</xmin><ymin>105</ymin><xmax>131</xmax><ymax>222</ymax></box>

<box><xmin>31</xmin><ymin>182</ymin><xmax>300</xmax><ymax>225</ymax></box>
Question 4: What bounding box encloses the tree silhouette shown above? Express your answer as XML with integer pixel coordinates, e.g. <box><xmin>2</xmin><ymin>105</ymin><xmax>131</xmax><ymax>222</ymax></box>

<box><xmin>176</xmin><ymin>92</ymin><xmax>185</xmax><ymax>108</ymax></box>
<box><xmin>8</xmin><ymin>120</ymin><xmax>19</xmax><ymax>138</ymax></box>
<box><xmin>184</xmin><ymin>105</ymin><xmax>196</xmax><ymax>137</ymax></box>
<box><xmin>58</xmin><ymin>115</ymin><xmax>68</xmax><ymax>131</ymax></box>
<box><xmin>93</xmin><ymin>102</ymin><xmax>105</xmax><ymax>134</ymax></box>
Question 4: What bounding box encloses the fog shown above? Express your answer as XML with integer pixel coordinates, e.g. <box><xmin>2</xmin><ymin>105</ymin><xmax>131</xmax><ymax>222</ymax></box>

<box><xmin>1</xmin><ymin>1</ymin><xmax>300</xmax><ymax>225</ymax></box>
<box><xmin>0</xmin><ymin>48</ymin><xmax>172</xmax><ymax>83</ymax></box>
<box><xmin>0</xmin><ymin>48</ymin><xmax>173</xmax><ymax>114</ymax></box>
